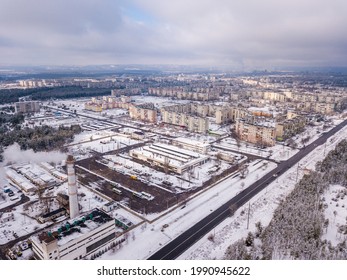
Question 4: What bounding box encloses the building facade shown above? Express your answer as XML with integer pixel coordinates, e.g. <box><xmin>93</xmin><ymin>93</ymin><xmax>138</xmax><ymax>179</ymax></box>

<box><xmin>235</xmin><ymin>118</ymin><xmax>276</xmax><ymax>147</ymax></box>
<box><xmin>129</xmin><ymin>103</ymin><xmax>157</xmax><ymax>123</ymax></box>
<box><xmin>15</xmin><ymin>101</ymin><xmax>40</xmax><ymax>114</ymax></box>
<box><xmin>31</xmin><ymin>209</ymin><xmax>116</xmax><ymax>260</ymax></box>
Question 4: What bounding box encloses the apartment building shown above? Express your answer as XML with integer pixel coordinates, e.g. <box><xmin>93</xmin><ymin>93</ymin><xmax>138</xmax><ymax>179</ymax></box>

<box><xmin>161</xmin><ymin>110</ymin><xmax>209</xmax><ymax>133</ymax></box>
<box><xmin>295</xmin><ymin>101</ymin><xmax>336</xmax><ymax>115</ymax></box>
<box><xmin>84</xmin><ymin>102</ymin><xmax>102</xmax><ymax>112</ymax></box>
<box><xmin>129</xmin><ymin>103</ymin><xmax>157</xmax><ymax>123</ymax></box>
<box><xmin>111</xmin><ymin>88</ymin><xmax>141</xmax><ymax>96</ymax></box>
<box><xmin>235</xmin><ymin>118</ymin><xmax>276</xmax><ymax>147</ymax></box>
<box><xmin>15</xmin><ymin>101</ymin><xmax>40</xmax><ymax>114</ymax></box>
<box><xmin>148</xmin><ymin>87</ymin><xmax>220</xmax><ymax>101</ymax></box>
<box><xmin>276</xmin><ymin>113</ymin><xmax>306</xmax><ymax>141</ymax></box>
<box><xmin>161</xmin><ymin>103</ymin><xmax>247</xmax><ymax>127</ymax></box>
<box><xmin>84</xmin><ymin>95</ymin><xmax>133</xmax><ymax>112</ymax></box>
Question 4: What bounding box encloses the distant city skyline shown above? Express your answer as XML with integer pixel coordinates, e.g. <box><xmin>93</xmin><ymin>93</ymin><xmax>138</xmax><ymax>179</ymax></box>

<box><xmin>1</xmin><ymin>0</ymin><xmax>346</xmax><ymax>70</ymax></box>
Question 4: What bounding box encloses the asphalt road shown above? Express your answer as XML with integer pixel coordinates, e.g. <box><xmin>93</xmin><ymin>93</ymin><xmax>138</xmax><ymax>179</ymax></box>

<box><xmin>148</xmin><ymin>119</ymin><xmax>347</xmax><ymax>260</ymax></box>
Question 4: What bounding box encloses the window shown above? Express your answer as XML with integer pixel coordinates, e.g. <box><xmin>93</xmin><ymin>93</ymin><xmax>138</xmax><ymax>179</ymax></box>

<box><xmin>86</xmin><ymin>232</ymin><xmax>115</xmax><ymax>253</ymax></box>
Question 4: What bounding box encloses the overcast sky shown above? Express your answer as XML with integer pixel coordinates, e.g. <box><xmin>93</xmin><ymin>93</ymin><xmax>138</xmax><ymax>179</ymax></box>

<box><xmin>0</xmin><ymin>0</ymin><xmax>346</xmax><ymax>70</ymax></box>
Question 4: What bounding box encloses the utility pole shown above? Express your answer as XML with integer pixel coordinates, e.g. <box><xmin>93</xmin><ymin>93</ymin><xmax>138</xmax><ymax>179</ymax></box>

<box><xmin>295</xmin><ymin>163</ymin><xmax>301</xmax><ymax>182</ymax></box>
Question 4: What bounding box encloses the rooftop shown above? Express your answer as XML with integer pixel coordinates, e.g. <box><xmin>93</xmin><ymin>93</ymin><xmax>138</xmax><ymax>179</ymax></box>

<box><xmin>36</xmin><ymin>208</ymin><xmax>113</xmax><ymax>246</ymax></box>
<box><xmin>173</xmin><ymin>137</ymin><xmax>210</xmax><ymax>148</ymax></box>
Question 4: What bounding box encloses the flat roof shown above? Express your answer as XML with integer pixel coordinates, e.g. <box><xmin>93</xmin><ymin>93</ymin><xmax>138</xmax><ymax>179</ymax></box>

<box><xmin>173</xmin><ymin>137</ymin><xmax>210</xmax><ymax>148</ymax></box>
<box><xmin>36</xmin><ymin>208</ymin><xmax>114</xmax><ymax>246</ymax></box>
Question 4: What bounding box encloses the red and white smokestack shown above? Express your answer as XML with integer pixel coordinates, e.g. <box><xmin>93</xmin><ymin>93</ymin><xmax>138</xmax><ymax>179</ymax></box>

<box><xmin>66</xmin><ymin>155</ymin><xmax>79</xmax><ymax>219</ymax></box>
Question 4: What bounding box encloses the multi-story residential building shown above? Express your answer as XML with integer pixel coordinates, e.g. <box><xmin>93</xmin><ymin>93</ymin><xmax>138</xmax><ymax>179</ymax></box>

<box><xmin>263</xmin><ymin>91</ymin><xmax>286</xmax><ymax>102</ymax></box>
<box><xmin>275</xmin><ymin>112</ymin><xmax>306</xmax><ymax>141</ymax></box>
<box><xmin>148</xmin><ymin>87</ymin><xmax>220</xmax><ymax>101</ymax></box>
<box><xmin>129</xmin><ymin>103</ymin><xmax>157</xmax><ymax>123</ymax></box>
<box><xmin>161</xmin><ymin>103</ymin><xmax>247</xmax><ymax>127</ymax></box>
<box><xmin>187</xmin><ymin>116</ymin><xmax>209</xmax><ymax>133</ymax></box>
<box><xmin>235</xmin><ymin>118</ymin><xmax>276</xmax><ymax>147</ymax></box>
<box><xmin>85</xmin><ymin>96</ymin><xmax>132</xmax><ymax>112</ymax></box>
<box><xmin>111</xmin><ymin>88</ymin><xmax>142</xmax><ymax>96</ymax></box>
<box><xmin>15</xmin><ymin>101</ymin><xmax>40</xmax><ymax>114</ymax></box>
<box><xmin>161</xmin><ymin>110</ymin><xmax>209</xmax><ymax>133</ymax></box>
<box><xmin>295</xmin><ymin>101</ymin><xmax>336</xmax><ymax>115</ymax></box>
<box><xmin>84</xmin><ymin>100</ymin><xmax>103</xmax><ymax>112</ymax></box>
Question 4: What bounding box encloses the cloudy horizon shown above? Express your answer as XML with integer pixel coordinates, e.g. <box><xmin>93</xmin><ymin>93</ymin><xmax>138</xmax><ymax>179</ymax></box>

<box><xmin>0</xmin><ymin>0</ymin><xmax>346</xmax><ymax>70</ymax></box>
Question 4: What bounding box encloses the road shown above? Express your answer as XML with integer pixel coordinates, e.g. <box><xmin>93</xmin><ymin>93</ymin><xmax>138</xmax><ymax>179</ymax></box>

<box><xmin>148</xmin><ymin>119</ymin><xmax>347</xmax><ymax>260</ymax></box>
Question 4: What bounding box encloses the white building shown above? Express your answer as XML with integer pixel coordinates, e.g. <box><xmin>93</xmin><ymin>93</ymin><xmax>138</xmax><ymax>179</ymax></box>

<box><xmin>172</xmin><ymin>137</ymin><xmax>210</xmax><ymax>154</ymax></box>
<box><xmin>129</xmin><ymin>142</ymin><xmax>209</xmax><ymax>174</ymax></box>
<box><xmin>31</xmin><ymin>209</ymin><xmax>116</xmax><ymax>260</ymax></box>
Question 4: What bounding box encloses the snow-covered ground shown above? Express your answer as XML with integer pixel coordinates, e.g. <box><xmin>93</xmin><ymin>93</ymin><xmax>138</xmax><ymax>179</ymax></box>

<box><xmin>322</xmin><ymin>184</ymin><xmax>347</xmax><ymax>246</ymax></box>
<box><xmin>6</xmin><ymin>116</ymin><xmax>344</xmax><ymax>258</ymax></box>
<box><xmin>97</xmin><ymin>159</ymin><xmax>277</xmax><ymax>259</ymax></box>
<box><xmin>178</xmin><ymin>117</ymin><xmax>347</xmax><ymax>260</ymax></box>
<box><xmin>70</xmin><ymin>134</ymin><xmax>140</xmax><ymax>154</ymax></box>
<box><xmin>215</xmin><ymin>138</ymin><xmax>299</xmax><ymax>161</ymax></box>
<box><xmin>104</xmin><ymin>154</ymin><xmax>234</xmax><ymax>194</ymax></box>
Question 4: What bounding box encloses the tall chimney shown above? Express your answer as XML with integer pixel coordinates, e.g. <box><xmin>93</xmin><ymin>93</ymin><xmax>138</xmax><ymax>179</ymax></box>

<box><xmin>66</xmin><ymin>155</ymin><xmax>79</xmax><ymax>219</ymax></box>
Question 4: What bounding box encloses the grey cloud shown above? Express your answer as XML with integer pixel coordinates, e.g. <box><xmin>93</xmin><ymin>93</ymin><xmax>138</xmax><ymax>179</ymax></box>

<box><xmin>0</xmin><ymin>0</ymin><xmax>346</xmax><ymax>68</ymax></box>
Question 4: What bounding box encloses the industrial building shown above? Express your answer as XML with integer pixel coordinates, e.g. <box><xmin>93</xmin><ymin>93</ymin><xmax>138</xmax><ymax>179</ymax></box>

<box><xmin>31</xmin><ymin>208</ymin><xmax>116</xmax><ymax>260</ymax></box>
<box><xmin>129</xmin><ymin>142</ymin><xmax>210</xmax><ymax>174</ymax></box>
<box><xmin>5</xmin><ymin>168</ymin><xmax>37</xmax><ymax>195</ymax></box>
<box><xmin>5</xmin><ymin>163</ymin><xmax>64</xmax><ymax>195</ymax></box>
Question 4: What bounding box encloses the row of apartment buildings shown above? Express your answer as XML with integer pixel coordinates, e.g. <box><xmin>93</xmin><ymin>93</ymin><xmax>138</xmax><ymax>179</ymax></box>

<box><xmin>84</xmin><ymin>95</ymin><xmax>306</xmax><ymax>141</ymax></box>
<box><xmin>160</xmin><ymin>103</ymin><xmax>248</xmax><ymax>129</ymax></box>
<box><xmin>246</xmin><ymin>90</ymin><xmax>345</xmax><ymax>115</ymax></box>
<box><xmin>85</xmin><ymin>96</ymin><xmax>159</xmax><ymax>124</ymax></box>
<box><xmin>128</xmin><ymin>103</ymin><xmax>157</xmax><ymax>123</ymax></box>
<box><xmin>148</xmin><ymin>87</ymin><xmax>220</xmax><ymax>101</ymax></box>
<box><xmin>84</xmin><ymin>96</ymin><xmax>132</xmax><ymax>112</ymax></box>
